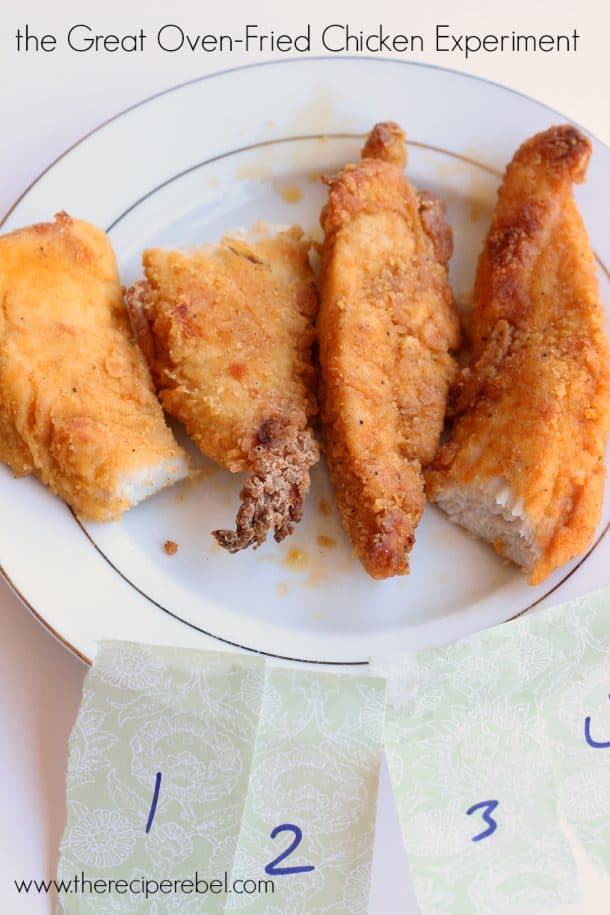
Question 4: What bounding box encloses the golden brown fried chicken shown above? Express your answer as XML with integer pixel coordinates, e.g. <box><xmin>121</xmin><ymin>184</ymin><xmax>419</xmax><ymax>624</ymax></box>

<box><xmin>127</xmin><ymin>225</ymin><xmax>319</xmax><ymax>552</ymax></box>
<box><xmin>0</xmin><ymin>213</ymin><xmax>189</xmax><ymax>520</ymax></box>
<box><xmin>317</xmin><ymin>123</ymin><xmax>460</xmax><ymax>579</ymax></box>
<box><xmin>426</xmin><ymin>125</ymin><xmax>610</xmax><ymax>584</ymax></box>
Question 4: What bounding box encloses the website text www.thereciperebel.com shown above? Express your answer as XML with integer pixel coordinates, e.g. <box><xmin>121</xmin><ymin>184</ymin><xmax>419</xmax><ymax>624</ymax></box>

<box><xmin>14</xmin><ymin>871</ymin><xmax>275</xmax><ymax>900</ymax></box>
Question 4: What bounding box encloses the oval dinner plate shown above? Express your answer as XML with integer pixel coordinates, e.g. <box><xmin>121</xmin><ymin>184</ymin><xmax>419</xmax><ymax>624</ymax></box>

<box><xmin>1</xmin><ymin>58</ymin><xmax>608</xmax><ymax>665</ymax></box>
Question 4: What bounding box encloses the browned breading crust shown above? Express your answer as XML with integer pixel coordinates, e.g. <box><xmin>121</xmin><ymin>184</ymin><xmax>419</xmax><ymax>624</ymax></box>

<box><xmin>417</xmin><ymin>190</ymin><xmax>454</xmax><ymax>267</ymax></box>
<box><xmin>127</xmin><ymin>226</ymin><xmax>320</xmax><ymax>551</ymax></box>
<box><xmin>361</xmin><ymin>121</ymin><xmax>407</xmax><ymax>168</ymax></box>
<box><xmin>317</xmin><ymin>123</ymin><xmax>460</xmax><ymax>579</ymax></box>
<box><xmin>213</xmin><ymin>417</ymin><xmax>318</xmax><ymax>551</ymax></box>
<box><xmin>0</xmin><ymin>213</ymin><xmax>187</xmax><ymax>520</ymax></box>
<box><xmin>427</xmin><ymin>125</ymin><xmax>610</xmax><ymax>584</ymax></box>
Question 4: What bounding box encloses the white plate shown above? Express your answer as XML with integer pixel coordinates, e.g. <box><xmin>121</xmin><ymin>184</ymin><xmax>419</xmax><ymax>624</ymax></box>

<box><xmin>1</xmin><ymin>58</ymin><xmax>608</xmax><ymax>666</ymax></box>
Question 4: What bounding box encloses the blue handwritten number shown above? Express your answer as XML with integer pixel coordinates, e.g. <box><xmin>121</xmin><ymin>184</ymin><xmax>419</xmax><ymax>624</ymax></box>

<box><xmin>466</xmin><ymin>800</ymin><xmax>499</xmax><ymax>842</ymax></box>
<box><xmin>584</xmin><ymin>694</ymin><xmax>610</xmax><ymax>749</ymax></box>
<box><xmin>145</xmin><ymin>772</ymin><xmax>162</xmax><ymax>834</ymax></box>
<box><xmin>264</xmin><ymin>824</ymin><xmax>315</xmax><ymax>876</ymax></box>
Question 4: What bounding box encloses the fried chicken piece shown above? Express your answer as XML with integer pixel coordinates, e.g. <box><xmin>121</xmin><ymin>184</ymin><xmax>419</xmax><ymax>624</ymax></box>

<box><xmin>317</xmin><ymin>123</ymin><xmax>460</xmax><ymax>579</ymax></box>
<box><xmin>127</xmin><ymin>225</ymin><xmax>319</xmax><ymax>552</ymax></box>
<box><xmin>0</xmin><ymin>213</ymin><xmax>189</xmax><ymax>520</ymax></box>
<box><xmin>426</xmin><ymin>126</ymin><xmax>610</xmax><ymax>585</ymax></box>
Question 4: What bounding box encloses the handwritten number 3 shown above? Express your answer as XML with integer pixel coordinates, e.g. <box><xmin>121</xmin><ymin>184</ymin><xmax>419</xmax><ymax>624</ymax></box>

<box><xmin>466</xmin><ymin>800</ymin><xmax>499</xmax><ymax>842</ymax></box>
<box><xmin>264</xmin><ymin>824</ymin><xmax>315</xmax><ymax>876</ymax></box>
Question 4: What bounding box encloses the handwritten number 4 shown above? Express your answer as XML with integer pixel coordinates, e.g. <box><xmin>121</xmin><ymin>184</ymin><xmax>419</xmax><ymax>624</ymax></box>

<box><xmin>584</xmin><ymin>694</ymin><xmax>610</xmax><ymax>749</ymax></box>
<box><xmin>466</xmin><ymin>799</ymin><xmax>499</xmax><ymax>842</ymax></box>
<box><xmin>264</xmin><ymin>824</ymin><xmax>315</xmax><ymax>876</ymax></box>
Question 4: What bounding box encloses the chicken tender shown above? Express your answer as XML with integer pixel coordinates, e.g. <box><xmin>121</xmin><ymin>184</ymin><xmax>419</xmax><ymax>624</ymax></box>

<box><xmin>426</xmin><ymin>125</ymin><xmax>610</xmax><ymax>584</ymax></box>
<box><xmin>0</xmin><ymin>212</ymin><xmax>189</xmax><ymax>520</ymax></box>
<box><xmin>317</xmin><ymin>123</ymin><xmax>460</xmax><ymax>579</ymax></box>
<box><xmin>127</xmin><ymin>225</ymin><xmax>319</xmax><ymax>552</ymax></box>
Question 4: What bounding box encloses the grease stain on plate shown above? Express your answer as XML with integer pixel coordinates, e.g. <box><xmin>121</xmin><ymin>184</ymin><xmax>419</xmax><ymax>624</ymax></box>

<box><xmin>317</xmin><ymin>534</ymin><xmax>337</xmax><ymax>549</ymax></box>
<box><xmin>282</xmin><ymin>547</ymin><xmax>308</xmax><ymax>571</ymax></box>
<box><xmin>235</xmin><ymin>160</ymin><xmax>274</xmax><ymax>182</ymax></box>
<box><xmin>274</xmin><ymin>183</ymin><xmax>303</xmax><ymax>204</ymax></box>
<box><xmin>257</xmin><ymin>542</ymin><xmax>331</xmax><ymax>588</ymax></box>
<box><xmin>318</xmin><ymin>497</ymin><xmax>332</xmax><ymax>516</ymax></box>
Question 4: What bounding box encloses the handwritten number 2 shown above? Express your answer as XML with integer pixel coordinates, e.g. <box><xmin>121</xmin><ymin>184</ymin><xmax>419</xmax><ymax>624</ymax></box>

<box><xmin>264</xmin><ymin>824</ymin><xmax>315</xmax><ymax>876</ymax></box>
<box><xmin>584</xmin><ymin>694</ymin><xmax>610</xmax><ymax>749</ymax></box>
<box><xmin>466</xmin><ymin>800</ymin><xmax>499</xmax><ymax>842</ymax></box>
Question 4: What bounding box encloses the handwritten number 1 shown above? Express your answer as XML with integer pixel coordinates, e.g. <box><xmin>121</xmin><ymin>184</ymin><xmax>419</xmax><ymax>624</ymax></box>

<box><xmin>466</xmin><ymin>799</ymin><xmax>499</xmax><ymax>842</ymax></box>
<box><xmin>145</xmin><ymin>772</ymin><xmax>162</xmax><ymax>834</ymax></box>
<box><xmin>264</xmin><ymin>824</ymin><xmax>315</xmax><ymax>876</ymax></box>
<box><xmin>584</xmin><ymin>694</ymin><xmax>610</xmax><ymax>749</ymax></box>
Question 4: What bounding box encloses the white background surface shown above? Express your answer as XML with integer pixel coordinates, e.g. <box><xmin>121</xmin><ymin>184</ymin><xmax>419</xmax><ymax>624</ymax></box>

<box><xmin>0</xmin><ymin>1</ymin><xmax>608</xmax><ymax>912</ymax></box>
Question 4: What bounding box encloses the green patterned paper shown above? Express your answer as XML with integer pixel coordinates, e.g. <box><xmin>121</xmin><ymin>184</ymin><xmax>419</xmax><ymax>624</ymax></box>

<box><xmin>227</xmin><ymin>668</ymin><xmax>386</xmax><ymax>914</ymax></box>
<box><xmin>371</xmin><ymin>588</ymin><xmax>610</xmax><ymax>915</ymax></box>
<box><xmin>57</xmin><ymin>643</ymin><xmax>386</xmax><ymax>915</ymax></box>
<box><xmin>58</xmin><ymin>643</ymin><xmax>266</xmax><ymax>915</ymax></box>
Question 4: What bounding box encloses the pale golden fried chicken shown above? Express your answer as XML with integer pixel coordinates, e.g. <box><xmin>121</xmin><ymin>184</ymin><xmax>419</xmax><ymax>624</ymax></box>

<box><xmin>127</xmin><ymin>225</ymin><xmax>319</xmax><ymax>552</ymax></box>
<box><xmin>426</xmin><ymin>126</ymin><xmax>610</xmax><ymax>585</ymax></box>
<box><xmin>0</xmin><ymin>213</ymin><xmax>189</xmax><ymax>520</ymax></box>
<box><xmin>317</xmin><ymin>123</ymin><xmax>460</xmax><ymax>579</ymax></box>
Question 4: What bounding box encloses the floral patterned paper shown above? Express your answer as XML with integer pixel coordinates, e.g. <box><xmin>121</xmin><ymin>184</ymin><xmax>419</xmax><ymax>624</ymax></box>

<box><xmin>57</xmin><ymin>643</ymin><xmax>386</xmax><ymax>915</ymax></box>
<box><xmin>227</xmin><ymin>668</ymin><xmax>386</xmax><ymax>914</ymax></box>
<box><xmin>58</xmin><ymin>643</ymin><xmax>266</xmax><ymax>914</ymax></box>
<box><xmin>371</xmin><ymin>587</ymin><xmax>610</xmax><ymax>915</ymax></box>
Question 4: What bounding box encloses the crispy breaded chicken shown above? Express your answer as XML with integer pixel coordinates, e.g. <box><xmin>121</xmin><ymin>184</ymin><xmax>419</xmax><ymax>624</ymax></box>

<box><xmin>426</xmin><ymin>126</ymin><xmax>610</xmax><ymax>585</ymax></box>
<box><xmin>0</xmin><ymin>213</ymin><xmax>189</xmax><ymax>520</ymax></box>
<box><xmin>317</xmin><ymin>123</ymin><xmax>460</xmax><ymax>579</ymax></box>
<box><xmin>127</xmin><ymin>225</ymin><xmax>319</xmax><ymax>552</ymax></box>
